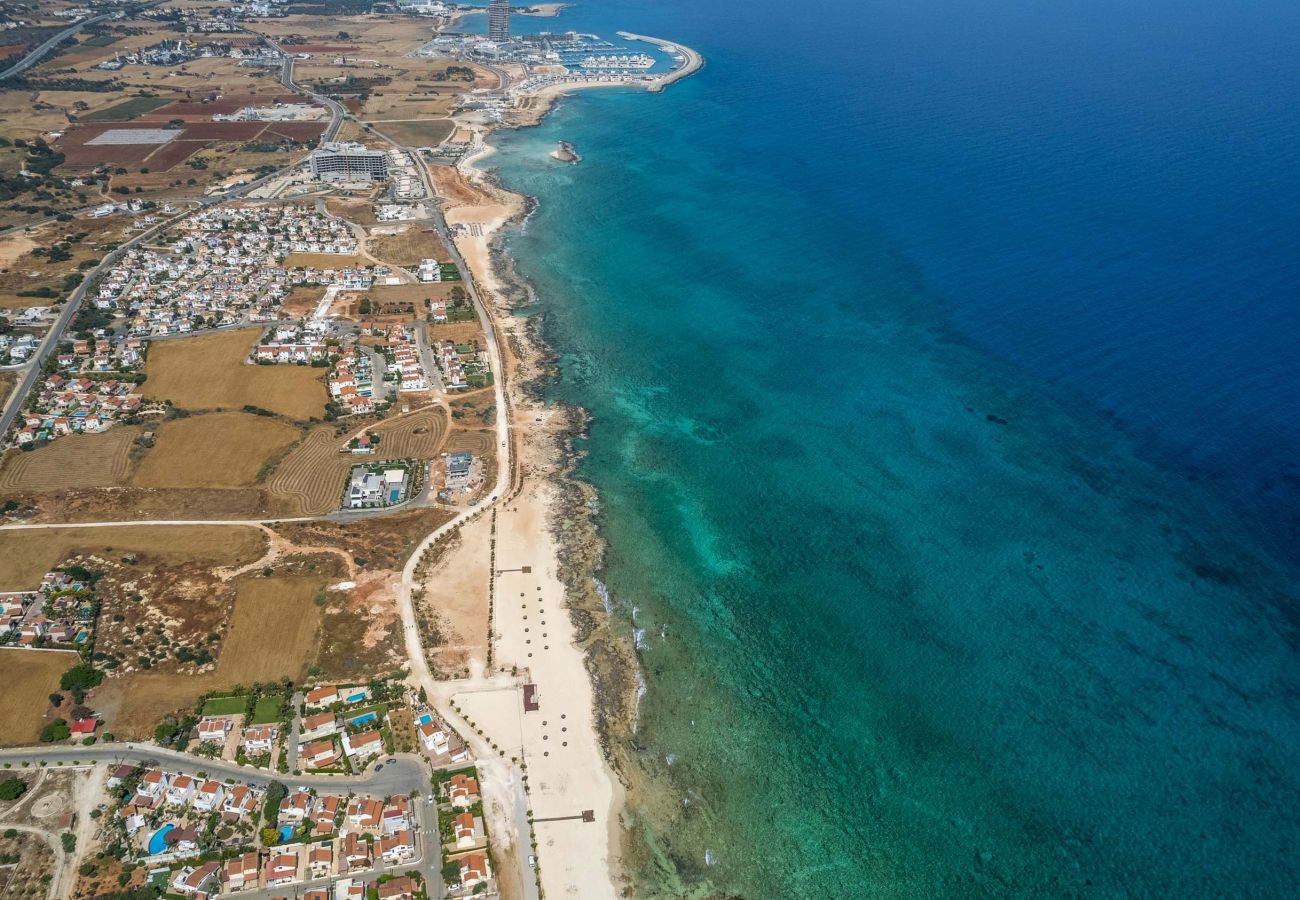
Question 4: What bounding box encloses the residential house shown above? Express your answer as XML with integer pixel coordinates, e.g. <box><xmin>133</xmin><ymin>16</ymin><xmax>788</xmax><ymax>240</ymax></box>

<box><xmin>376</xmin><ymin>876</ymin><xmax>418</xmax><ymax>900</ymax></box>
<box><xmin>342</xmin><ymin>730</ymin><xmax>383</xmax><ymax>763</ymax></box>
<box><xmin>106</xmin><ymin>765</ymin><xmax>136</xmax><ymax>790</ymax></box>
<box><xmin>164</xmin><ymin>826</ymin><xmax>200</xmax><ymax>855</ymax></box>
<box><xmin>418</xmin><ymin>719</ymin><xmax>449</xmax><ymax>754</ymax></box>
<box><xmin>345</xmin><ymin>797</ymin><xmax>382</xmax><ymax>832</ymax></box>
<box><xmin>164</xmin><ymin>774</ymin><xmax>196</xmax><ymax>807</ymax></box>
<box><xmin>135</xmin><ymin>769</ymin><xmax>168</xmax><ymax>805</ymax></box>
<box><xmin>243</xmin><ymin>724</ymin><xmax>277</xmax><ymax>754</ymax></box>
<box><xmin>340</xmin><ymin>832</ymin><xmax>371</xmax><ymax>872</ymax></box>
<box><xmin>310</xmin><ymin>795</ymin><xmax>341</xmax><ymax>836</ymax></box>
<box><xmin>196</xmin><ymin>716</ymin><xmax>231</xmax><ymax>743</ymax></box>
<box><xmin>378</xmin><ymin>829</ymin><xmax>414</xmax><ymax>864</ymax></box>
<box><xmin>459</xmin><ymin>852</ymin><xmax>491</xmax><ymax>890</ymax></box>
<box><xmin>279</xmin><ymin>790</ymin><xmax>313</xmax><ymax>823</ymax></box>
<box><xmin>448</xmin><ymin>773</ymin><xmax>479</xmax><ymax>809</ymax></box>
<box><xmin>305</xmin><ymin>685</ymin><xmax>339</xmax><ymax>707</ymax></box>
<box><xmin>453</xmin><ymin>811</ymin><xmax>479</xmax><ymax>849</ymax></box>
<box><xmin>223</xmin><ymin>785</ymin><xmax>257</xmax><ymax>819</ymax></box>
<box><xmin>264</xmin><ymin>852</ymin><xmax>298</xmax><ymax>887</ymax></box>
<box><xmin>308</xmin><ymin>842</ymin><xmax>333</xmax><ymax>879</ymax></box>
<box><xmin>333</xmin><ymin>878</ymin><xmax>366</xmax><ymax>900</ymax></box>
<box><xmin>381</xmin><ymin>796</ymin><xmax>411</xmax><ymax>834</ymax></box>
<box><xmin>173</xmin><ymin>861</ymin><xmax>221</xmax><ymax>895</ymax></box>
<box><xmin>192</xmin><ymin>780</ymin><xmax>225</xmax><ymax>812</ymax></box>
<box><xmin>301</xmin><ymin>738</ymin><xmax>342</xmax><ymax>771</ymax></box>
<box><xmin>224</xmin><ymin>851</ymin><xmax>260</xmax><ymax>891</ymax></box>
<box><xmin>301</xmin><ymin>711</ymin><xmax>340</xmax><ymax>741</ymax></box>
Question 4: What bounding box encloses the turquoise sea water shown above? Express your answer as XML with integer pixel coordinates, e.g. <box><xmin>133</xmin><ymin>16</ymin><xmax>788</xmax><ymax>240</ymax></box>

<box><xmin>489</xmin><ymin>1</ymin><xmax>1300</xmax><ymax>895</ymax></box>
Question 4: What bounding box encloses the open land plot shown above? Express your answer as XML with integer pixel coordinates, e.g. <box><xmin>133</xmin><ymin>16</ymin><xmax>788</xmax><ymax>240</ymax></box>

<box><xmin>275</xmin><ymin>505</ymin><xmax>455</xmax><ymax>574</ymax></box>
<box><xmin>219</xmin><ymin>575</ymin><xmax>323</xmax><ymax>682</ymax></box>
<box><xmin>0</xmin><ymin>215</ymin><xmax>132</xmax><ymax>310</ymax></box>
<box><xmin>367</xmin><ymin>118</ymin><xmax>454</xmax><ymax>148</ymax></box>
<box><xmin>366</xmin><ymin>224</ymin><xmax>451</xmax><ymax>267</ymax></box>
<box><xmin>0</xmin><ymin>524</ymin><xmax>267</xmax><ymax>588</ymax></box>
<box><xmin>325</xmin><ymin>197</ymin><xmax>379</xmax><ymax>226</ymax></box>
<box><xmin>0</xmin><ymin>648</ymin><xmax>81</xmax><ymax>746</ymax></box>
<box><xmin>91</xmin><ymin>572</ymin><xmax>325</xmax><ymax>737</ymax></box>
<box><xmin>130</xmin><ymin>411</ymin><xmax>301</xmax><ymax>489</ymax></box>
<box><xmin>0</xmin><ymin>425</ymin><xmax>143</xmax><ymax>492</ymax></box>
<box><xmin>143</xmin><ymin>328</ymin><xmax>327</xmax><ymax>420</ymax></box>
<box><xmin>281</xmin><ymin>285</ymin><xmax>326</xmax><ymax>317</ymax></box>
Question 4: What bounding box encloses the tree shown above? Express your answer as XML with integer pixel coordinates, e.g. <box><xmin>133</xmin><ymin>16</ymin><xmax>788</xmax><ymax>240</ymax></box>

<box><xmin>40</xmin><ymin>719</ymin><xmax>70</xmax><ymax>743</ymax></box>
<box><xmin>60</xmin><ymin>832</ymin><xmax>75</xmax><ymax>853</ymax></box>
<box><xmin>441</xmin><ymin>860</ymin><xmax>461</xmax><ymax>884</ymax></box>
<box><xmin>263</xmin><ymin>781</ymin><xmax>287</xmax><ymax>826</ymax></box>
<box><xmin>60</xmin><ymin>665</ymin><xmax>102</xmax><ymax>693</ymax></box>
<box><xmin>48</xmin><ymin>692</ymin><xmax>63</xmax><ymax>707</ymax></box>
<box><xmin>0</xmin><ymin>778</ymin><xmax>26</xmax><ymax>801</ymax></box>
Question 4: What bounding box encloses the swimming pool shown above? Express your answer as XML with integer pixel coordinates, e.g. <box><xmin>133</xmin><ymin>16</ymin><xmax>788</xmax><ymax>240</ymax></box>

<box><xmin>146</xmin><ymin>824</ymin><xmax>174</xmax><ymax>855</ymax></box>
<box><xmin>278</xmin><ymin>824</ymin><xmax>293</xmax><ymax>842</ymax></box>
<box><xmin>416</xmin><ymin>713</ymin><xmax>433</xmax><ymax>725</ymax></box>
<box><xmin>350</xmin><ymin>712</ymin><xmax>378</xmax><ymax>727</ymax></box>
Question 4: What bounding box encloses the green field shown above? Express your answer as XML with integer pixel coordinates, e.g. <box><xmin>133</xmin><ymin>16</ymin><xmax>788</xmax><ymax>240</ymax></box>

<box><xmin>249</xmin><ymin>695</ymin><xmax>284</xmax><ymax>725</ymax></box>
<box><xmin>81</xmin><ymin>97</ymin><xmax>170</xmax><ymax>123</ymax></box>
<box><xmin>81</xmin><ymin>33</ymin><xmax>118</xmax><ymax>48</ymax></box>
<box><xmin>201</xmin><ymin>695</ymin><xmax>247</xmax><ymax>716</ymax></box>
<box><xmin>439</xmin><ymin>263</ymin><xmax>461</xmax><ymax>281</ymax></box>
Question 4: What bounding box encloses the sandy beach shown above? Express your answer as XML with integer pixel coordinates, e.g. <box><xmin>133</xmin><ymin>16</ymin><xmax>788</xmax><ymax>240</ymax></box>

<box><xmin>422</xmin><ymin>130</ymin><xmax>626</xmax><ymax>897</ymax></box>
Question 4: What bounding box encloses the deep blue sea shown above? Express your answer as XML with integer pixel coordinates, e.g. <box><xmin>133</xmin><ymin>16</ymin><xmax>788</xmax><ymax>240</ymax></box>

<box><xmin>486</xmin><ymin>0</ymin><xmax>1300</xmax><ymax>895</ymax></box>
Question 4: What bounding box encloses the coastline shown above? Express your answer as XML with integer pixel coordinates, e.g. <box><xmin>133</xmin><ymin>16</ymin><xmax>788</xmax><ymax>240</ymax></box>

<box><xmin>435</xmin><ymin>132</ymin><xmax>632</xmax><ymax>898</ymax></box>
<box><xmin>429</xmin><ymin>33</ymin><xmax>704</xmax><ymax>897</ymax></box>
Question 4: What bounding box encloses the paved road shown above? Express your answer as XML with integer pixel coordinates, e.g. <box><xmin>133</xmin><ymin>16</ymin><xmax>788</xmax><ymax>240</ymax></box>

<box><xmin>0</xmin><ymin>745</ymin><xmax>430</xmax><ymax>796</ymax></box>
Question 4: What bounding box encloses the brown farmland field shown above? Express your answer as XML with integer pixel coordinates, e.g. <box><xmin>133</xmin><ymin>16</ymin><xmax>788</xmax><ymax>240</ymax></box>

<box><xmin>218</xmin><ymin>575</ymin><xmax>323</xmax><ymax>682</ymax></box>
<box><xmin>143</xmin><ymin>329</ymin><xmax>327</xmax><ymax>420</ymax></box>
<box><xmin>131</xmin><ymin>412</ymin><xmax>299</xmax><ymax>489</ymax></box>
<box><xmin>0</xmin><ymin>649</ymin><xmax>79</xmax><ymax>746</ymax></box>
<box><xmin>0</xmin><ymin>524</ymin><xmax>267</xmax><ymax>588</ymax></box>
<box><xmin>0</xmin><ymin>426</ymin><xmax>142</xmax><ymax>492</ymax></box>
<box><xmin>266</xmin><ymin>427</ymin><xmax>351</xmax><ymax>516</ymax></box>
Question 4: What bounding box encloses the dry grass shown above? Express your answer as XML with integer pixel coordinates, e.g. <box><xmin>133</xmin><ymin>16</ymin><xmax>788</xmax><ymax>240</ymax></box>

<box><xmin>218</xmin><ymin>574</ymin><xmax>323</xmax><ymax>682</ymax></box>
<box><xmin>0</xmin><ymin>524</ymin><xmax>267</xmax><ymax>589</ymax></box>
<box><xmin>369</xmin><ymin>118</ymin><xmax>454</xmax><ymax>148</ymax></box>
<box><xmin>266</xmin><ymin>427</ymin><xmax>350</xmax><ymax>516</ymax></box>
<box><xmin>0</xmin><ymin>426</ymin><xmax>142</xmax><ymax>492</ymax></box>
<box><xmin>0</xmin><ymin>649</ymin><xmax>79</xmax><ymax>746</ymax></box>
<box><xmin>131</xmin><ymin>412</ymin><xmax>300</xmax><ymax>489</ymax></box>
<box><xmin>90</xmin><ymin>572</ymin><xmax>323</xmax><ymax>737</ymax></box>
<box><xmin>143</xmin><ymin>329</ymin><xmax>327</xmax><ymax>420</ymax></box>
<box><xmin>366</xmin><ymin>225</ymin><xmax>450</xmax><ymax>267</ymax></box>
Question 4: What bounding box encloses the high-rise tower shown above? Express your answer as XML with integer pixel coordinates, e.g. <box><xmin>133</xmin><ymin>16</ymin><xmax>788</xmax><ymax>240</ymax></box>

<box><xmin>488</xmin><ymin>0</ymin><xmax>510</xmax><ymax>42</ymax></box>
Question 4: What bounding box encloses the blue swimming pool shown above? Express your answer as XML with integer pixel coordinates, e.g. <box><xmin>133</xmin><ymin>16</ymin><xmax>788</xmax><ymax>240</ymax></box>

<box><xmin>416</xmin><ymin>713</ymin><xmax>432</xmax><ymax>725</ymax></box>
<box><xmin>278</xmin><ymin>824</ymin><xmax>293</xmax><ymax>842</ymax></box>
<box><xmin>146</xmin><ymin>824</ymin><xmax>174</xmax><ymax>855</ymax></box>
<box><xmin>350</xmin><ymin>712</ymin><xmax>377</xmax><ymax>726</ymax></box>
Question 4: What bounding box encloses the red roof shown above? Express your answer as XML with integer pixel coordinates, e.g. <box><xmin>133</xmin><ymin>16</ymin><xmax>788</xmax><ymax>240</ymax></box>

<box><xmin>70</xmin><ymin>718</ymin><xmax>98</xmax><ymax>734</ymax></box>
